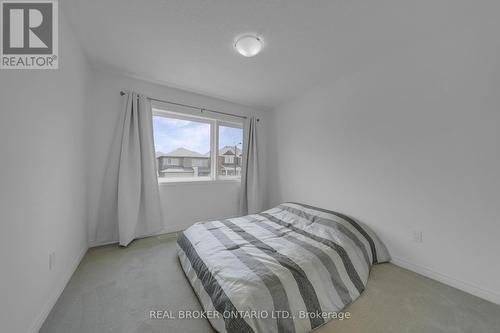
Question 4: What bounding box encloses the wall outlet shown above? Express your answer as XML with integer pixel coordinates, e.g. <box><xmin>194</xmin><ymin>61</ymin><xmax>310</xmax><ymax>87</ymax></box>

<box><xmin>49</xmin><ymin>252</ymin><xmax>56</xmax><ymax>270</ymax></box>
<box><xmin>412</xmin><ymin>231</ymin><xmax>423</xmax><ymax>243</ymax></box>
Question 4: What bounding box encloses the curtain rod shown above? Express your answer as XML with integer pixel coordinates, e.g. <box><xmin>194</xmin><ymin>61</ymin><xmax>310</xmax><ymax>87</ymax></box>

<box><xmin>119</xmin><ymin>91</ymin><xmax>259</xmax><ymax>122</ymax></box>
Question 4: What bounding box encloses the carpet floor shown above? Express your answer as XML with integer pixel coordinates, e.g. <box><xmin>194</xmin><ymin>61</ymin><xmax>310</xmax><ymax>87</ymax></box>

<box><xmin>40</xmin><ymin>234</ymin><xmax>500</xmax><ymax>333</ymax></box>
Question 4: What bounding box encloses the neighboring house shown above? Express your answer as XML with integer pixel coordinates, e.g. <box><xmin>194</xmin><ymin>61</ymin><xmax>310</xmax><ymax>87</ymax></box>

<box><xmin>156</xmin><ymin>147</ymin><xmax>210</xmax><ymax>178</ymax></box>
<box><xmin>156</xmin><ymin>146</ymin><xmax>242</xmax><ymax>178</ymax></box>
<box><xmin>217</xmin><ymin>146</ymin><xmax>242</xmax><ymax>176</ymax></box>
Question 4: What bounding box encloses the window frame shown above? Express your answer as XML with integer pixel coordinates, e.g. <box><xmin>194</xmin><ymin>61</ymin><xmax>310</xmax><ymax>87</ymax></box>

<box><xmin>152</xmin><ymin>105</ymin><xmax>244</xmax><ymax>184</ymax></box>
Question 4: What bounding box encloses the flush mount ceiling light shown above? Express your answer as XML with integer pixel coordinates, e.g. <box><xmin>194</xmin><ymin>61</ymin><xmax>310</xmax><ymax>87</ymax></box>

<box><xmin>234</xmin><ymin>35</ymin><xmax>263</xmax><ymax>57</ymax></box>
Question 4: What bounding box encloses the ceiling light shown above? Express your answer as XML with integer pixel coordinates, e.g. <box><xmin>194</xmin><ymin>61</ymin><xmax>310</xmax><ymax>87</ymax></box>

<box><xmin>234</xmin><ymin>35</ymin><xmax>263</xmax><ymax>57</ymax></box>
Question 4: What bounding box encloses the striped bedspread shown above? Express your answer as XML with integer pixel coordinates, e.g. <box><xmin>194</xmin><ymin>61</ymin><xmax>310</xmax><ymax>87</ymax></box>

<box><xmin>177</xmin><ymin>202</ymin><xmax>390</xmax><ymax>333</ymax></box>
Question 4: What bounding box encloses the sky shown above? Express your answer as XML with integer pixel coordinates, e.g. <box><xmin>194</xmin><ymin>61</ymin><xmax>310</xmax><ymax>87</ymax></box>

<box><xmin>152</xmin><ymin>116</ymin><xmax>243</xmax><ymax>155</ymax></box>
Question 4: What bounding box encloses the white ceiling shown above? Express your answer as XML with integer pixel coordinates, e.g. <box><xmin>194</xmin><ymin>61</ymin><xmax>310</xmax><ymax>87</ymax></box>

<box><xmin>62</xmin><ymin>0</ymin><xmax>488</xmax><ymax>109</ymax></box>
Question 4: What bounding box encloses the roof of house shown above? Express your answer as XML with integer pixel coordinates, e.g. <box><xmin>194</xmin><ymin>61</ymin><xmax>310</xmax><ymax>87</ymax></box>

<box><xmin>156</xmin><ymin>146</ymin><xmax>241</xmax><ymax>158</ymax></box>
<box><xmin>219</xmin><ymin>146</ymin><xmax>242</xmax><ymax>156</ymax></box>
<box><xmin>157</xmin><ymin>147</ymin><xmax>207</xmax><ymax>158</ymax></box>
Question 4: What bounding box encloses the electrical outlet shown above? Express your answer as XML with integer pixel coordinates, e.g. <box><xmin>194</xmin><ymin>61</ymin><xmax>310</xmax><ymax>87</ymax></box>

<box><xmin>49</xmin><ymin>252</ymin><xmax>56</xmax><ymax>270</ymax></box>
<box><xmin>412</xmin><ymin>231</ymin><xmax>423</xmax><ymax>243</ymax></box>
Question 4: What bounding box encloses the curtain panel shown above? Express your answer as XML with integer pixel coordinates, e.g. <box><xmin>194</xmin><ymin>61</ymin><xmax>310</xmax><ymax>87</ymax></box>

<box><xmin>239</xmin><ymin>117</ymin><xmax>261</xmax><ymax>215</ymax></box>
<box><xmin>96</xmin><ymin>92</ymin><xmax>163</xmax><ymax>246</ymax></box>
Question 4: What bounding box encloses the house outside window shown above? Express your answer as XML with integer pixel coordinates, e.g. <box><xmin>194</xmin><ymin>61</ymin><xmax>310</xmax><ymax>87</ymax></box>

<box><xmin>217</xmin><ymin>124</ymin><xmax>243</xmax><ymax>177</ymax></box>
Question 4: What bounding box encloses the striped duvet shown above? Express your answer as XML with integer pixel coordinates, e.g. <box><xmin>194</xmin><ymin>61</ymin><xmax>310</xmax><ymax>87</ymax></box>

<box><xmin>177</xmin><ymin>202</ymin><xmax>390</xmax><ymax>333</ymax></box>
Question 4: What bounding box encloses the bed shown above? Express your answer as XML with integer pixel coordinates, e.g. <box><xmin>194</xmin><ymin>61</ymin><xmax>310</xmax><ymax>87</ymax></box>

<box><xmin>177</xmin><ymin>202</ymin><xmax>390</xmax><ymax>333</ymax></box>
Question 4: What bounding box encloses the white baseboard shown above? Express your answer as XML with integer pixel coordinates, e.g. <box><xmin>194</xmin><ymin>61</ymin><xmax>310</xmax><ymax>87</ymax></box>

<box><xmin>391</xmin><ymin>256</ymin><xmax>500</xmax><ymax>306</ymax></box>
<box><xmin>87</xmin><ymin>239</ymin><xmax>119</xmax><ymax>248</ymax></box>
<box><xmin>88</xmin><ymin>228</ymin><xmax>183</xmax><ymax>248</ymax></box>
<box><xmin>156</xmin><ymin>231</ymin><xmax>180</xmax><ymax>240</ymax></box>
<box><xmin>28</xmin><ymin>246</ymin><xmax>88</xmax><ymax>333</ymax></box>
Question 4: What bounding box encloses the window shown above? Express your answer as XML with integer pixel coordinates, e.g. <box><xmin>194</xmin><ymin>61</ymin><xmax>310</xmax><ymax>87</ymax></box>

<box><xmin>153</xmin><ymin>111</ymin><xmax>211</xmax><ymax>181</ymax></box>
<box><xmin>218</xmin><ymin>124</ymin><xmax>243</xmax><ymax>178</ymax></box>
<box><xmin>167</xmin><ymin>158</ymin><xmax>180</xmax><ymax>166</ymax></box>
<box><xmin>191</xmin><ymin>159</ymin><xmax>204</xmax><ymax>167</ymax></box>
<box><xmin>152</xmin><ymin>108</ymin><xmax>244</xmax><ymax>182</ymax></box>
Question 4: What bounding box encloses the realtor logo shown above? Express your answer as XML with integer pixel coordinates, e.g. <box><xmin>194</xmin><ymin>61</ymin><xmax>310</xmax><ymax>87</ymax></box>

<box><xmin>1</xmin><ymin>0</ymin><xmax>58</xmax><ymax>69</ymax></box>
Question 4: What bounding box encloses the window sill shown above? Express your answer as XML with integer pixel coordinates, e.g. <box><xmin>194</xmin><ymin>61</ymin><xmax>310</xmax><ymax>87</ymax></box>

<box><xmin>158</xmin><ymin>178</ymin><xmax>241</xmax><ymax>186</ymax></box>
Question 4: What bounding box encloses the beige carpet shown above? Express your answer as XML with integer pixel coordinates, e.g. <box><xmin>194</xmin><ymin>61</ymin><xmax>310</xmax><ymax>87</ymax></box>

<box><xmin>40</xmin><ymin>235</ymin><xmax>500</xmax><ymax>333</ymax></box>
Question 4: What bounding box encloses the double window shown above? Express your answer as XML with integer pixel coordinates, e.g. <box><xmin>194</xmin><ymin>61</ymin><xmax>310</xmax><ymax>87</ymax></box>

<box><xmin>152</xmin><ymin>106</ymin><xmax>243</xmax><ymax>183</ymax></box>
<box><xmin>167</xmin><ymin>158</ymin><xmax>180</xmax><ymax>166</ymax></box>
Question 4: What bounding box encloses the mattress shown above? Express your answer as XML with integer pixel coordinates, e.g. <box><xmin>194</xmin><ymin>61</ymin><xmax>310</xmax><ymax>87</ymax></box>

<box><xmin>177</xmin><ymin>202</ymin><xmax>390</xmax><ymax>333</ymax></box>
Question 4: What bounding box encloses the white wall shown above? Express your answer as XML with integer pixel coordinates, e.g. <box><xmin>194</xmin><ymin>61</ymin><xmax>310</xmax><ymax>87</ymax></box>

<box><xmin>87</xmin><ymin>69</ymin><xmax>269</xmax><ymax>246</ymax></box>
<box><xmin>266</xmin><ymin>15</ymin><xmax>500</xmax><ymax>303</ymax></box>
<box><xmin>0</xmin><ymin>14</ymin><xmax>90</xmax><ymax>333</ymax></box>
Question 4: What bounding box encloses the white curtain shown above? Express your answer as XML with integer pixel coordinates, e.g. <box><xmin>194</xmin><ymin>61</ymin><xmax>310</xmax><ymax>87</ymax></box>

<box><xmin>96</xmin><ymin>92</ymin><xmax>163</xmax><ymax>246</ymax></box>
<box><xmin>239</xmin><ymin>117</ymin><xmax>261</xmax><ymax>215</ymax></box>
